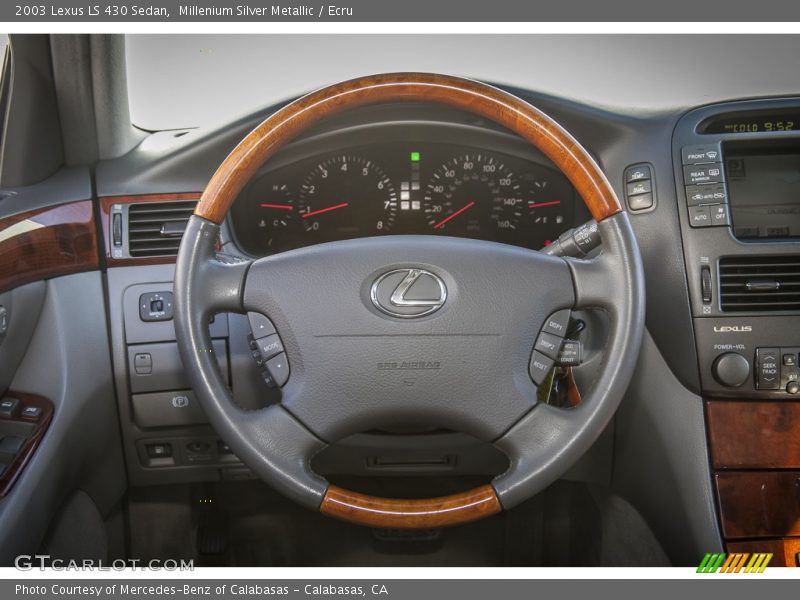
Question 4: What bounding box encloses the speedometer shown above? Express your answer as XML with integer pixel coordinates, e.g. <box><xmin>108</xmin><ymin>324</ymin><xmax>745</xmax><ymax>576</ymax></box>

<box><xmin>297</xmin><ymin>155</ymin><xmax>397</xmax><ymax>241</ymax></box>
<box><xmin>423</xmin><ymin>154</ymin><xmax>524</xmax><ymax>235</ymax></box>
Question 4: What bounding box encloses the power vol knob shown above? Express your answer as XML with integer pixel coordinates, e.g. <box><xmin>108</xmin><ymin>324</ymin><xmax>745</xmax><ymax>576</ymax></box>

<box><xmin>712</xmin><ymin>352</ymin><xmax>750</xmax><ymax>388</ymax></box>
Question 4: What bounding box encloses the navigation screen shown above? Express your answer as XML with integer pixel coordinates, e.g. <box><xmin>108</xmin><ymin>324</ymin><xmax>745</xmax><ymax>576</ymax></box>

<box><xmin>726</xmin><ymin>148</ymin><xmax>800</xmax><ymax>240</ymax></box>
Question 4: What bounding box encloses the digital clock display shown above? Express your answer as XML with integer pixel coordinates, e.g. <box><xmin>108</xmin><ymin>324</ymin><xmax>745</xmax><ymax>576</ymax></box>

<box><xmin>702</xmin><ymin>112</ymin><xmax>800</xmax><ymax>134</ymax></box>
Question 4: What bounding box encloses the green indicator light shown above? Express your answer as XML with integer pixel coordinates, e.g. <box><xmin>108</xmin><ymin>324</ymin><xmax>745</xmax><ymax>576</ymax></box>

<box><xmin>410</xmin><ymin>151</ymin><xmax>420</xmax><ymax>162</ymax></box>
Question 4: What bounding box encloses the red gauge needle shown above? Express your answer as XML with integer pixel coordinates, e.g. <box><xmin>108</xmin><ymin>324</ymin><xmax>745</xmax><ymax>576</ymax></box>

<box><xmin>301</xmin><ymin>202</ymin><xmax>349</xmax><ymax>219</ymax></box>
<box><xmin>260</xmin><ymin>203</ymin><xmax>294</xmax><ymax>210</ymax></box>
<box><xmin>528</xmin><ymin>200</ymin><xmax>561</xmax><ymax>209</ymax></box>
<box><xmin>433</xmin><ymin>201</ymin><xmax>476</xmax><ymax>230</ymax></box>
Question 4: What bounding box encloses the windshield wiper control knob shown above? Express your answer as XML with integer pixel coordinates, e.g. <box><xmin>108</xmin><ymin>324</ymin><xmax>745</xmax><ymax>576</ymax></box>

<box><xmin>540</xmin><ymin>220</ymin><xmax>601</xmax><ymax>258</ymax></box>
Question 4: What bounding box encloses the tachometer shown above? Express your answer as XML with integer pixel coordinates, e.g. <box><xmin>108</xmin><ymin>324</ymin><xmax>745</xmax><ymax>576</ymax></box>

<box><xmin>297</xmin><ymin>155</ymin><xmax>397</xmax><ymax>240</ymax></box>
<box><xmin>423</xmin><ymin>154</ymin><xmax>523</xmax><ymax>235</ymax></box>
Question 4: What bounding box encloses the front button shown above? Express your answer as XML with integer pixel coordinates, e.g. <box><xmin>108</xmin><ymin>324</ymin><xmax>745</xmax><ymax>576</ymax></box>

<box><xmin>529</xmin><ymin>351</ymin><xmax>555</xmax><ymax>386</ymax></box>
<box><xmin>534</xmin><ymin>332</ymin><xmax>563</xmax><ymax>360</ymax></box>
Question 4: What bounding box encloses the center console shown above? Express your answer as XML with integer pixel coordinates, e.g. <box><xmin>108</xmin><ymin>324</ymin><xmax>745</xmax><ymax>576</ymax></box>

<box><xmin>674</xmin><ymin>98</ymin><xmax>800</xmax><ymax>566</ymax></box>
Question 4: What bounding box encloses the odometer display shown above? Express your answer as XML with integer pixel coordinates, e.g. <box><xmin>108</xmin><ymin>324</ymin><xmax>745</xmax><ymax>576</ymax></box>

<box><xmin>701</xmin><ymin>112</ymin><xmax>800</xmax><ymax>134</ymax></box>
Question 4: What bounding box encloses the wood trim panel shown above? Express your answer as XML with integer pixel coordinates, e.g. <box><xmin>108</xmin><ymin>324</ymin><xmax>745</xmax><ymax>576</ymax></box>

<box><xmin>0</xmin><ymin>200</ymin><xmax>98</xmax><ymax>293</ymax></box>
<box><xmin>707</xmin><ymin>401</ymin><xmax>800</xmax><ymax>469</ymax></box>
<box><xmin>726</xmin><ymin>539</ymin><xmax>800</xmax><ymax>567</ymax></box>
<box><xmin>716</xmin><ymin>471</ymin><xmax>800</xmax><ymax>539</ymax></box>
<box><xmin>195</xmin><ymin>73</ymin><xmax>621</xmax><ymax>225</ymax></box>
<box><xmin>320</xmin><ymin>483</ymin><xmax>501</xmax><ymax>529</ymax></box>
<box><xmin>99</xmin><ymin>193</ymin><xmax>201</xmax><ymax>267</ymax></box>
<box><xmin>0</xmin><ymin>392</ymin><xmax>54</xmax><ymax>498</ymax></box>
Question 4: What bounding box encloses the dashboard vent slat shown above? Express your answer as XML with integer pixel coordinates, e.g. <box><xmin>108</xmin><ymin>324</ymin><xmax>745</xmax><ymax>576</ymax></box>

<box><xmin>719</xmin><ymin>255</ymin><xmax>800</xmax><ymax>313</ymax></box>
<box><xmin>127</xmin><ymin>200</ymin><xmax>198</xmax><ymax>257</ymax></box>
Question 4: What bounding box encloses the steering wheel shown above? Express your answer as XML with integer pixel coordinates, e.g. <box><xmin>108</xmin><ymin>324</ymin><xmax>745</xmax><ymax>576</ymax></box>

<box><xmin>174</xmin><ymin>73</ymin><xmax>644</xmax><ymax>529</ymax></box>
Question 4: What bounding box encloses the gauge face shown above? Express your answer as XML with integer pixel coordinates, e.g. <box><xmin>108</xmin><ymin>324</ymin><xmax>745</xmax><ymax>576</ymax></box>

<box><xmin>297</xmin><ymin>155</ymin><xmax>397</xmax><ymax>240</ymax></box>
<box><xmin>248</xmin><ymin>180</ymin><xmax>296</xmax><ymax>251</ymax></box>
<box><xmin>423</xmin><ymin>154</ymin><xmax>524</xmax><ymax>235</ymax></box>
<box><xmin>521</xmin><ymin>170</ymin><xmax>574</xmax><ymax>246</ymax></box>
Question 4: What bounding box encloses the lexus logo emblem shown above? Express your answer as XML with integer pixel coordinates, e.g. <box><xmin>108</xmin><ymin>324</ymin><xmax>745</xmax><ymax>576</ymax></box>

<box><xmin>370</xmin><ymin>268</ymin><xmax>447</xmax><ymax>318</ymax></box>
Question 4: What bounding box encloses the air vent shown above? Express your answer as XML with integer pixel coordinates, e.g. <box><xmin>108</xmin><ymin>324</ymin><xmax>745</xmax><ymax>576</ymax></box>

<box><xmin>719</xmin><ymin>256</ymin><xmax>800</xmax><ymax>312</ymax></box>
<box><xmin>127</xmin><ymin>200</ymin><xmax>197</xmax><ymax>257</ymax></box>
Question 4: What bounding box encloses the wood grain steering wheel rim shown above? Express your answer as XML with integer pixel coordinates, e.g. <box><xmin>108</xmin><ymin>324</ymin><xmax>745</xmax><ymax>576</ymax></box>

<box><xmin>191</xmin><ymin>73</ymin><xmax>623</xmax><ymax>529</ymax></box>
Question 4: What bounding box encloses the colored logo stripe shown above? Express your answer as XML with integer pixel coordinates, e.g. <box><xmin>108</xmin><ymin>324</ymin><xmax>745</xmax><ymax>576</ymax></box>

<box><xmin>697</xmin><ymin>553</ymin><xmax>772</xmax><ymax>573</ymax></box>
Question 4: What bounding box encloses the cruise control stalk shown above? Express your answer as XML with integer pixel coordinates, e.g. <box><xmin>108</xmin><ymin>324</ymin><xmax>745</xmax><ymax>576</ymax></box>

<box><xmin>540</xmin><ymin>220</ymin><xmax>601</xmax><ymax>258</ymax></box>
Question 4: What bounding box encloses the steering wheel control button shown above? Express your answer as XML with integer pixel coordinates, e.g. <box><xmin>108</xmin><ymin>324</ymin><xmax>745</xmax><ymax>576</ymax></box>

<box><xmin>542</xmin><ymin>309</ymin><xmax>571</xmax><ymax>337</ymax></box>
<box><xmin>529</xmin><ymin>352</ymin><xmax>556</xmax><ymax>386</ymax></box>
<box><xmin>139</xmin><ymin>291</ymin><xmax>174</xmax><ymax>322</ymax></box>
<box><xmin>555</xmin><ymin>340</ymin><xmax>583</xmax><ymax>367</ymax></box>
<box><xmin>0</xmin><ymin>397</ymin><xmax>20</xmax><ymax>419</ymax></box>
<box><xmin>263</xmin><ymin>353</ymin><xmax>290</xmax><ymax>388</ymax></box>
<box><xmin>534</xmin><ymin>332</ymin><xmax>563</xmax><ymax>360</ymax></box>
<box><xmin>247</xmin><ymin>312</ymin><xmax>276</xmax><ymax>338</ymax></box>
<box><xmin>712</xmin><ymin>352</ymin><xmax>751</xmax><ymax>388</ymax></box>
<box><xmin>370</xmin><ymin>268</ymin><xmax>447</xmax><ymax>318</ymax></box>
<box><xmin>254</xmin><ymin>334</ymin><xmax>284</xmax><ymax>362</ymax></box>
<box><xmin>755</xmin><ymin>348</ymin><xmax>780</xmax><ymax>390</ymax></box>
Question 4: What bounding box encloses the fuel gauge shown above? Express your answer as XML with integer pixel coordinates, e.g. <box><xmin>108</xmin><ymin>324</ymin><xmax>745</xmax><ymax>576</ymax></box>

<box><xmin>522</xmin><ymin>170</ymin><xmax>575</xmax><ymax>247</ymax></box>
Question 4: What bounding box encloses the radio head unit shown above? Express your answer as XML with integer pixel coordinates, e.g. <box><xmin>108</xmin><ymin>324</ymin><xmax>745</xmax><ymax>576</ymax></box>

<box><xmin>724</xmin><ymin>140</ymin><xmax>800</xmax><ymax>241</ymax></box>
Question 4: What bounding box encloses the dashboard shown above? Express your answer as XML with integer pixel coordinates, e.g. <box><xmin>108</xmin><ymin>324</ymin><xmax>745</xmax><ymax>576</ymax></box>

<box><xmin>228</xmin><ymin>121</ymin><xmax>587</xmax><ymax>256</ymax></box>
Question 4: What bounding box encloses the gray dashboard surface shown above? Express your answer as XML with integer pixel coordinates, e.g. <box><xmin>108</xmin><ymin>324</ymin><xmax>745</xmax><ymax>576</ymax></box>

<box><xmin>126</xmin><ymin>35</ymin><xmax>800</xmax><ymax>129</ymax></box>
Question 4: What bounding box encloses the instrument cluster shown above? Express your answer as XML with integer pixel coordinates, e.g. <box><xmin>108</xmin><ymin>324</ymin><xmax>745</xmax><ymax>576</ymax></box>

<box><xmin>229</xmin><ymin>141</ymin><xmax>583</xmax><ymax>255</ymax></box>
